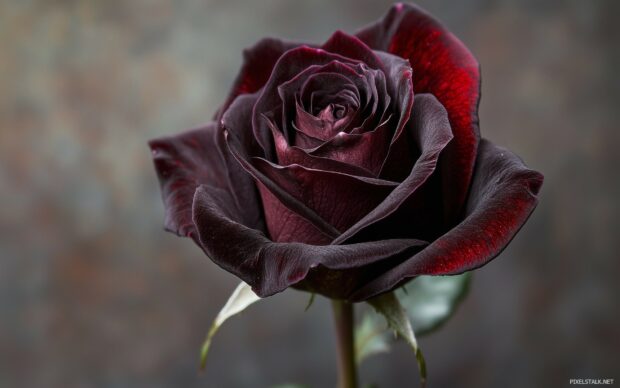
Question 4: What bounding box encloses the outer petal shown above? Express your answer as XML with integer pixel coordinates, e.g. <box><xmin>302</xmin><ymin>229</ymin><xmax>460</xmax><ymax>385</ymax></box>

<box><xmin>149</xmin><ymin>123</ymin><xmax>264</xmax><ymax>240</ymax></box>
<box><xmin>215</xmin><ymin>38</ymin><xmax>304</xmax><ymax>119</ymax></box>
<box><xmin>148</xmin><ymin>124</ymin><xmax>227</xmax><ymax>240</ymax></box>
<box><xmin>351</xmin><ymin>139</ymin><xmax>543</xmax><ymax>301</ymax></box>
<box><xmin>357</xmin><ymin>2</ymin><xmax>481</xmax><ymax>223</ymax></box>
<box><xmin>322</xmin><ymin>30</ymin><xmax>384</xmax><ymax>72</ymax></box>
<box><xmin>192</xmin><ymin>184</ymin><xmax>427</xmax><ymax>298</ymax></box>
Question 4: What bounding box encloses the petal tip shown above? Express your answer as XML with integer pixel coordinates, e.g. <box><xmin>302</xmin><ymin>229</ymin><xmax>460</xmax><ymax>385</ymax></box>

<box><xmin>527</xmin><ymin>171</ymin><xmax>544</xmax><ymax>196</ymax></box>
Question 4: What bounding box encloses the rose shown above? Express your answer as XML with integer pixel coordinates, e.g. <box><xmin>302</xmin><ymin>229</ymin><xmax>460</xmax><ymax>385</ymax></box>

<box><xmin>149</xmin><ymin>3</ymin><xmax>543</xmax><ymax>302</ymax></box>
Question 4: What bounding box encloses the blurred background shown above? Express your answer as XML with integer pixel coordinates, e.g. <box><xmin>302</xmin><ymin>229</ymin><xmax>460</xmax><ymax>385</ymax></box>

<box><xmin>1</xmin><ymin>0</ymin><xmax>618</xmax><ymax>387</ymax></box>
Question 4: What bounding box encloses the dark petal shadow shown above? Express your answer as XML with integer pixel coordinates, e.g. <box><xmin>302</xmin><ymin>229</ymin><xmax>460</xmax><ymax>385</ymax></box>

<box><xmin>351</xmin><ymin>139</ymin><xmax>543</xmax><ymax>301</ymax></box>
<box><xmin>333</xmin><ymin>94</ymin><xmax>454</xmax><ymax>245</ymax></box>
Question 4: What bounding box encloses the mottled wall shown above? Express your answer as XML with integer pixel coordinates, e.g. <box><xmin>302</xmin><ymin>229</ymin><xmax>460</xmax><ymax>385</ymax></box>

<box><xmin>1</xmin><ymin>1</ymin><xmax>618</xmax><ymax>387</ymax></box>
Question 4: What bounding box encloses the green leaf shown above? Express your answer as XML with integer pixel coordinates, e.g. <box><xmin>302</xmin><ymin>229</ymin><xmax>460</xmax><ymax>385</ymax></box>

<box><xmin>368</xmin><ymin>292</ymin><xmax>427</xmax><ymax>388</ymax></box>
<box><xmin>397</xmin><ymin>273</ymin><xmax>471</xmax><ymax>335</ymax></box>
<box><xmin>304</xmin><ymin>293</ymin><xmax>316</xmax><ymax>312</ymax></box>
<box><xmin>355</xmin><ymin>312</ymin><xmax>390</xmax><ymax>364</ymax></box>
<box><xmin>355</xmin><ymin>273</ymin><xmax>470</xmax><ymax>363</ymax></box>
<box><xmin>199</xmin><ymin>282</ymin><xmax>261</xmax><ymax>370</ymax></box>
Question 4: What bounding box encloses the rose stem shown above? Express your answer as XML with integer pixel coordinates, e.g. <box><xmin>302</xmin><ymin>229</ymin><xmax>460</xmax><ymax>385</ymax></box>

<box><xmin>331</xmin><ymin>299</ymin><xmax>358</xmax><ymax>388</ymax></box>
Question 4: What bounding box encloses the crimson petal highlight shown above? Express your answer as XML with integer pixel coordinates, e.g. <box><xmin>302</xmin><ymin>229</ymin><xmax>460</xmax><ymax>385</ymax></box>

<box><xmin>351</xmin><ymin>139</ymin><xmax>543</xmax><ymax>301</ymax></box>
<box><xmin>357</xmin><ymin>2</ymin><xmax>481</xmax><ymax>222</ymax></box>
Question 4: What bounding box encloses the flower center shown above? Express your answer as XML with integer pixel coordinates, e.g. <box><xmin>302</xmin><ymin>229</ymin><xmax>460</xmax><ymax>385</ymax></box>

<box><xmin>316</xmin><ymin>103</ymin><xmax>346</xmax><ymax>122</ymax></box>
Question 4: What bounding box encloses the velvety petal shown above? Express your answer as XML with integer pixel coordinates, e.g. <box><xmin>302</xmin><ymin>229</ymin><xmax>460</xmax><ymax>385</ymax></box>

<box><xmin>373</xmin><ymin>51</ymin><xmax>414</xmax><ymax>180</ymax></box>
<box><xmin>269</xmin><ymin>121</ymin><xmax>375</xmax><ymax>178</ymax></box>
<box><xmin>333</xmin><ymin>94</ymin><xmax>453</xmax><ymax>245</ymax></box>
<box><xmin>357</xmin><ymin>2</ymin><xmax>481</xmax><ymax>222</ymax></box>
<box><xmin>149</xmin><ymin>123</ymin><xmax>264</xmax><ymax>241</ymax></box>
<box><xmin>371</xmin><ymin>51</ymin><xmax>413</xmax><ymax>141</ymax></box>
<box><xmin>223</xmin><ymin>93</ymin><xmax>341</xmax><ymax>239</ymax></box>
<box><xmin>251</xmin><ymin>157</ymin><xmax>398</xmax><ymax>232</ymax></box>
<box><xmin>346</xmin><ymin>65</ymin><xmax>390</xmax><ymax>137</ymax></box>
<box><xmin>149</xmin><ymin>124</ymin><xmax>228</xmax><ymax>240</ymax></box>
<box><xmin>351</xmin><ymin>139</ymin><xmax>543</xmax><ymax>301</ymax></box>
<box><xmin>256</xmin><ymin>182</ymin><xmax>333</xmax><ymax>245</ymax></box>
<box><xmin>322</xmin><ymin>30</ymin><xmax>384</xmax><ymax>72</ymax></box>
<box><xmin>212</xmin><ymin>124</ymin><xmax>266</xmax><ymax>232</ymax></box>
<box><xmin>305</xmin><ymin>116</ymin><xmax>394</xmax><ymax>175</ymax></box>
<box><xmin>291</xmin><ymin>125</ymin><xmax>325</xmax><ymax>149</ymax></box>
<box><xmin>192</xmin><ymin>184</ymin><xmax>427</xmax><ymax>297</ymax></box>
<box><xmin>322</xmin><ymin>31</ymin><xmax>414</xmax><ymax>118</ymax></box>
<box><xmin>215</xmin><ymin>38</ymin><xmax>303</xmax><ymax>119</ymax></box>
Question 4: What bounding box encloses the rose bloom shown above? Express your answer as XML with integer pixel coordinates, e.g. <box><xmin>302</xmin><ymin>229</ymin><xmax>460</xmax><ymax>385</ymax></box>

<box><xmin>149</xmin><ymin>3</ymin><xmax>543</xmax><ymax>301</ymax></box>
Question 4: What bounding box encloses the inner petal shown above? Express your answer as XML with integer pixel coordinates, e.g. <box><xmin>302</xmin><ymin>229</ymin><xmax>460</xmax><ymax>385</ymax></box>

<box><xmin>301</xmin><ymin>74</ymin><xmax>360</xmax><ymax>114</ymax></box>
<box><xmin>277</xmin><ymin>60</ymin><xmax>365</xmax><ymax>145</ymax></box>
<box><xmin>293</xmin><ymin>72</ymin><xmax>362</xmax><ymax>140</ymax></box>
<box><xmin>295</xmin><ymin>101</ymin><xmax>356</xmax><ymax>140</ymax></box>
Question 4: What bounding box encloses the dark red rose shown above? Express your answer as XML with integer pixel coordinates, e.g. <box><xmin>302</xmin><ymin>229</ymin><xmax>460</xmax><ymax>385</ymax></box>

<box><xmin>149</xmin><ymin>3</ymin><xmax>543</xmax><ymax>301</ymax></box>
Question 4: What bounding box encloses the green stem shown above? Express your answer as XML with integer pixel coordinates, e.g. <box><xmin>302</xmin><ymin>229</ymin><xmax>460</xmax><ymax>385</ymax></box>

<box><xmin>331</xmin><ymin>300</ymin><xmax>358</xmax><ymax>388</ymax></box>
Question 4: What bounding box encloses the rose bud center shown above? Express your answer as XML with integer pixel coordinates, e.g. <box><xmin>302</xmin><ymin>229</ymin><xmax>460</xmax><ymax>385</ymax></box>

<box><xmin>292</xmin><ymin>73</ymin><xmax>362</xmax><ymax>141</ymax></box>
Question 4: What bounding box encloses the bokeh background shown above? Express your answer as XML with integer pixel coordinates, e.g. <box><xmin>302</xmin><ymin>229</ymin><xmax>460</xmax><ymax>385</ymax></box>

<box><xmin>1</xmin><ymin>0</ymin><xmax>618</xmax><ymax>387</ymax></box>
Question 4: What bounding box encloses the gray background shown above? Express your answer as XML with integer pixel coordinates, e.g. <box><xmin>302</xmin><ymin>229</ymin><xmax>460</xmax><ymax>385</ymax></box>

<box><xmin>1</xmin><ymin>0</ymin><xmax>618</xmax><ymax>387</ymax></box>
